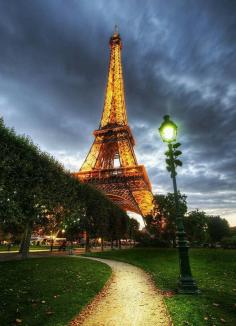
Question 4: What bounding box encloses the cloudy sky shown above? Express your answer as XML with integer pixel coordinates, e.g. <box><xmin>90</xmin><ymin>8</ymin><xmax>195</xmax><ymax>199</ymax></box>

<box><xmin>0</xmin><ymin>0</ymin><xmax>236</xmax><ymax>226</ymax></box>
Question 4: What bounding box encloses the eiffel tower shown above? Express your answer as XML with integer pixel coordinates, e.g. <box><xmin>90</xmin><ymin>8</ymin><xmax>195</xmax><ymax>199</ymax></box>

<box><xmin>73</xmin><ymin>30</ymin><xmax>155</xmax><ymax>217</ymax></box>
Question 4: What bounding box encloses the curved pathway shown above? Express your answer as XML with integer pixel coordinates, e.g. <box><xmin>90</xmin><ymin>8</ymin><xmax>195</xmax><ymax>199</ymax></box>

<box><xmin>70</xmin><ymin>257</ymin><xmax>171</xmax><ymax>326</ymax></box>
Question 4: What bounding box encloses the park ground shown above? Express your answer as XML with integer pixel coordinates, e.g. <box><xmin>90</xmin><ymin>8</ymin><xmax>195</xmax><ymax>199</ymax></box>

<box><xmin>0</xmin><ymin>248</ymin><xmax>235</xmax><ymax>326</ymax></box>
<box><xmin>0</xmin><ymin>256</ymin><xmax>111</xmax><ymax>326</ymax></box>
<box><xmin>87</xmin><ymin>248</ymin><xmax>236</xmax><ymax>326</ymax></box>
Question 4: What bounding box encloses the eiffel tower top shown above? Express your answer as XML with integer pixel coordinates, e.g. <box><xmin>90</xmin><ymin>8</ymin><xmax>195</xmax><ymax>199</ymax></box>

<box><xmin>100</xmin><ymin>29</ymin><xmax>128</xmax><ymax>129</ymax></box>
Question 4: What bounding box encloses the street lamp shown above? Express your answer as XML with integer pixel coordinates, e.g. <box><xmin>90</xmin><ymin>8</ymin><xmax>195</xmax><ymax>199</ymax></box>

<box><xmin>159</xmin><ymin>115</ymin><xmax>177</xmax><ymax>143</ymax></box>
<box><xmin>159</xmin><ymin>115</ymin><xmax>199</xmax><ymax>294</ymax></box>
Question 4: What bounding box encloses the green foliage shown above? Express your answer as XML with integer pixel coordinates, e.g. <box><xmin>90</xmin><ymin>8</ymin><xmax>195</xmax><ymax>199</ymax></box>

<box><xmin>145</xmin><ymin>192</ymin><xmax>187</xmax><ymax>244</ymax></box>
<box><xmin>207</xmin><ymin>216</ymin><xmax>230</xmax><ymax>242</ymax></box>
<box><xmin>156</xmin><ymin>192</ymin><xmax>187</xmax><ymax>222</ymax></box>
<box><xmin>0</xmin><ymin>118</ymin><xmax>130</xmax><ymax>256</ymax></box>
<box><xmin>173</xmin><ymin>142</ymin><xmax>181</xmax><ymax>149</ymax></box>
<box><xmin>183</xmin><ymin>210</ymin><xmax>208</xmax><ymax>243</ymax></box>
<box><xmin>128</xmin><ymin>218</ymin><xmax>140</xmax><ymax>240</ymax></box>
<box><xmin>183</xmin><ymin>211</ymin><xmax>231</xmax><ymax>245</ymax></box>
<box><xmin>230</xmin><ymin>226</ymin><xmax>236</xmax><ymax>236</ymax></box>
<box><xmin>0</xmin><ymin>118</ymin><xmax>66</xmax><ymax>230</ymax></box>
<box><xmin>135</xmin><ymin>232</ymin><xmax>170</xmax><ymax>247</ymax></box>
<box><xmin>221</xmin><ymin>236</ymin><xmax>236</xmax><ymax>248</ymax></box>
<box><xmin>165</xmin><ymin>142</ymin><xmax>183</xmax><ymax>175</ymax></box>
<box><xmin>146</xmin><ymin>193</ymin><xmax>230</xmax><ymax>247</ymax></box>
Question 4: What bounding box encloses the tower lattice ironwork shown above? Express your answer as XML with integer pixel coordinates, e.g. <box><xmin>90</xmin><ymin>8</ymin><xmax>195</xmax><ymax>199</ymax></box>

<box><xmin>73</xmin><ymin>31</ymin><xmax>155</xmax><ymax>217</ymax></box>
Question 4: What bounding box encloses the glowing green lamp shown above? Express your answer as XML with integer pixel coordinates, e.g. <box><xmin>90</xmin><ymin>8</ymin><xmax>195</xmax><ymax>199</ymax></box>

<box><xmin>159</xmin><ymin>115</ymin><xmax>177</xmax><ymax>143</ymax></box>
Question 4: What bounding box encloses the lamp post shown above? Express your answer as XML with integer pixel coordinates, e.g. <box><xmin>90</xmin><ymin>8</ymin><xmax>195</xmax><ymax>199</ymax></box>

<box><xmin>159</xmin><ymin>115</ymin><xmax>199</xmax><ymax>294</ymax></box>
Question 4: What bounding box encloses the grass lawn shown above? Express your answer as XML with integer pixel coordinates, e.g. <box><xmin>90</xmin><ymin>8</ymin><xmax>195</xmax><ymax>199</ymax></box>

<box><xmin>86</xmin><ymin>248</ymin><xmax>236</xmax><ymax>326</ymax></box>
<box><xmin>0</xmin><ymin>245</ymin><xmax>50</xmax><ymax>252</ymax></box>
<box><xmin>0</xmin><ymin>245</ymin><xmax>84</xmax><ymax>253</ymax></box>
<box><xmin>0</xmin><ymin>256</ymin><xmax>111</xmax><ymax>326</ymax></box>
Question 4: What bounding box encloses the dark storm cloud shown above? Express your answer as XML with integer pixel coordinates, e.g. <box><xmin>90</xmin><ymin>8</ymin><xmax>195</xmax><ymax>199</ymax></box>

<box><xmin>0</xmin><ymin>0</ymin><xmax>235</xmax><ymax>224</ymax></box>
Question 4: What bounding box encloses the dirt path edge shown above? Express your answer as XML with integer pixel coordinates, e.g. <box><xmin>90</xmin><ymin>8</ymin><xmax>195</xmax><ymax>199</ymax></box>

<box><xmin>69</xmin><ymin>256</ymin><xmax>173</xmax><ymax>326</ymax></box>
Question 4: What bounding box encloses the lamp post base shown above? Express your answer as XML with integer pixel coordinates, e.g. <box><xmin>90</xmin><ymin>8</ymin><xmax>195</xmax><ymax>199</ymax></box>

<box><xmin>177</xmin><ymin>276</ymin><xmax>200</xmax><ymax>294</ymax></box>
<box><xmin>176</xmin><ymin>231</ymin><xmax>200</xmax><ymax>294</ymax></box>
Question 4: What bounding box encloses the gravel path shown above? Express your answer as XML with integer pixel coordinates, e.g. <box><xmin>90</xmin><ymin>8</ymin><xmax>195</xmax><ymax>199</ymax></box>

<box><xmin>70</xmin><ymin>257</ymin><xmax>171</xmax><ymax>326</ymax></box>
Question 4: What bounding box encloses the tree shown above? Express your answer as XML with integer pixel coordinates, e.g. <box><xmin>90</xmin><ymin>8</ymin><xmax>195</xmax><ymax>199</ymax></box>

<box><xmin>115</xmin><ymin>209</ymin><xmax>129</xmax><ymax>248</ymax></box>
<box><xmin>79</xmin><ymin>185</ymin><xmax>108</xmax><ymax>252</ymax></box>
<box><xmin>229</xmin><ymin>226</ymin><xmax>236</xmax><ymax>237</ymax></box>
<box><xmin>0</xmin><ymin>118</ymin><xmax>129</xmax><ymax>258</ymax></box>
<box><xmin>183</xmin><ymin>210</ymin><xmax>208</xmax><ymax>243</ymax></box>
<box><xmin>0</xmin><ymin>120</ymin><xmax>52</xmax><ymax>257</ymax></box>
<box><xmin>128</xmin><ymin>218</ymin><xmax>140</xmax><ymax>245</ymax></box>
<box><xmin>146</xmin><ymin>192</ymin><xmax>187</xmax><ymax>245</ymax></box>
<box><xmin>62</xmin><ymin>203</ymin><xmax>85</xmax><ymax>254</ymax></box>
<box><xmin>0</xmin><ymin>119</ymin><xmax>79</xmax><ymax>256</ymax></box>
<box><xmin>207</xmin><ymin>216</ymin><xmax>230</xmax><ymax>243</ymax></box>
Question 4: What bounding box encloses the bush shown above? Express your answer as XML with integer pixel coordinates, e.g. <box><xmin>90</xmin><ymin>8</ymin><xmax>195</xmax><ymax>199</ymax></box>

<box><xmin>221</xmin><ymin>236</ymin><xmax>236</xmax><ymax>249</ymax></box>
<box><xmin>135</xmin><ymin>233</ymin><xmax>170</xmax><ymax>247</ymax></box>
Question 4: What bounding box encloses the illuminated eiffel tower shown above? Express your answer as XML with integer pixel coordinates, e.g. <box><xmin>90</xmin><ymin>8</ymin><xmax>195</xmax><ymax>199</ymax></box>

<box><xmin>73</xmin><ymin>29</ymin><xmax>155</xmax><ymax>217</ymax></box>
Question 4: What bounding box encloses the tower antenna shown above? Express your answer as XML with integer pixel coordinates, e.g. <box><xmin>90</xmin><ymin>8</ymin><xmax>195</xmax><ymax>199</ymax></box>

<box><xmin>114</xmin><ymin>24</ymin><xmax>119</xmax><ymax>34</ymax></box>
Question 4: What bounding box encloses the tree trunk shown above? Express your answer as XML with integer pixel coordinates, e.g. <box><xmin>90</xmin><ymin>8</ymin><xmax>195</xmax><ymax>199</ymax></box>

<box><xmin>85</xmin><ymin>232</ymin><xmax>90</xmax><ymax>252</ymax></box>
<box><xmin>69</xmin><ymin>241</ymin><xmax>73</xmax><ymax>255</ymax></box>
<box><xmin>21</xmin><ymin>222</ymin><xmax>32</xmax><ymax>259</ymax></box>
<box><xmin>129</xmin><ymin>237</ymin><xmax>132</xmax><ymax>247</ymax></box>
<box><xmin>173</xmin><ymin>237</ymin><xmax>176</xmax><ymax>248</ymax></box>
<box><xmin>111</xmin><ymin>238</ymin><xmax>114</xmax><ymax>250</ymax></box>
<box><xmin>50</xmin><ymin>239</ymin><xmax>54</xmax><ymax>252</ymax></box>
<box><xmin>101</xmin><ymin>237</ymin><xmax>104</xmax><ymax>252</ymax></box>
<box><xmin>19</xmin><ymin>229</ymin><xmax>27</xmax><ymax>253</ymax></box>
<box><xmin>118</xmin><ymin>239</ymin><xmax>121</xmax><ymax>249</ymax></box>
